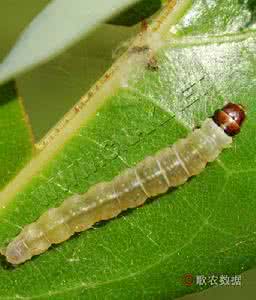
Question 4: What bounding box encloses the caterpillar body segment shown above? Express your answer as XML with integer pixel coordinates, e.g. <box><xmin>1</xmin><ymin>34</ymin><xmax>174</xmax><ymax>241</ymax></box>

<box><xmin>3</xmin><ymin>103</ymin><xmax>246</xmax><ymax>265</ymax></box>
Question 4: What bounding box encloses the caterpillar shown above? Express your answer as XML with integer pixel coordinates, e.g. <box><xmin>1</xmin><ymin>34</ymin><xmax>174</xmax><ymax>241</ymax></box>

<box><xmin>2</xmin><ymin>103</ymin><xmax>246</xmax><ymax>265</ymax></box>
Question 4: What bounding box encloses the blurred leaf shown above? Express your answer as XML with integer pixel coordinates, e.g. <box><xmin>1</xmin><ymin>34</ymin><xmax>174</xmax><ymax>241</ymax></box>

<box><xmin>0</xmin><ymin>82</ymin><xmax>33</xmax><ymax>189</ymax></box>
<box><xmin>0</xmin><ymin>0</ymin><xmax>140</xmax><ymax>85</ymax></box>
<box><xmin>0</xmin><ymin>0</ymin><xmax>50</xmax><ymax>62</ymax></box>
<box><xmin>16</xmin><ymin>24</ymin><xmax>138</xmax><ymax>140</ymax></box>
<box><xmin>0</xmin><ymin>0</ymin><xmax>256</xmax><ymax>299</ymax></box>
<box><xmin>109</xmin><ymin>0</ymin><xmax>162</xmax><ymax>26</ymax></box>
<box><xmin>244</xmin><ymin>0</ymin><xmax>256</xmax><ymax>26</ymax></box>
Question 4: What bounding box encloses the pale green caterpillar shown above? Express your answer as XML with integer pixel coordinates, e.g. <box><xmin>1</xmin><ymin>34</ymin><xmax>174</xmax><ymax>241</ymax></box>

<box><xmin>2</xmin><ymin>103</ymin><xmax>245</xmax><ymax>265</ymax></box>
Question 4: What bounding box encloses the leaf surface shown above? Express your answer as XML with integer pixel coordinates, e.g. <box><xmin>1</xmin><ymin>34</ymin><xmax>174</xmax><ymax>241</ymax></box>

<box><xmin>0</xmin><ymin>1</ymin><xmax>256</xmax><ymax>299</ymax></box>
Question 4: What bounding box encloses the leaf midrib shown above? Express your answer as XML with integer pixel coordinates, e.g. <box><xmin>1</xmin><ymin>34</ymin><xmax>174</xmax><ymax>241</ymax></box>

<box><xmin>166</xmin><ymin>29</ymin><xmax>256</xmax><ymax>48</ymax></box>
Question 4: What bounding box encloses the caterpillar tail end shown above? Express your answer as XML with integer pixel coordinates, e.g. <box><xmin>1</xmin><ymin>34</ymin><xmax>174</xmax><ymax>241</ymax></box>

<box><xmin>2</xmin><ymin>239</ymin><xmax>31</xmax><ymax>265</ymax></box>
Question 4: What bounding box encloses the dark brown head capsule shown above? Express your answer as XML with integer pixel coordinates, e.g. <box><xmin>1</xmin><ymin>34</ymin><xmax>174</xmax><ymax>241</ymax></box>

<box><xmin>213</xmin><ymin>103</ymin><xmax>246</xmax><ymax>136</ymax></box>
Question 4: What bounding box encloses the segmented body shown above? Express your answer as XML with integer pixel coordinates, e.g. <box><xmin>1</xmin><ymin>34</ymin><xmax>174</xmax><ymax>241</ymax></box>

<box><xmin>3</xmin><ymin>104</ymin><xmax>246</xmax><ymax>264</ymax></box>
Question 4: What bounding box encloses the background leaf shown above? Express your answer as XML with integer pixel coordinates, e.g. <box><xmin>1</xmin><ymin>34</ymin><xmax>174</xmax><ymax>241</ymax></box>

<box><xmin>0</xmin><ymin>0</ymin><xmax>256</xmax><ymax>299</ymax></box>
<box><xmin>16</xmin><ymin>24</ymin><xmax>138</xmax><ymax>140</ymax></box>
<box><xmin>0</xmin><ymin>82</ymin><xmax>33</xmax><ymax>189</ymax></box>
<box><xmin>0</xmin><ymin>0</ymin><xmax>140</xmax><ymax>85</ymax></box>
<box><xmin>109</xmin><ymin>0</ymin><xmax>162</xmax><ymax>26</ymax></box>
<box><xmin>0</xmin><ymin>0</ymin><xmax>50</xmax><ymax>62</ymax></box>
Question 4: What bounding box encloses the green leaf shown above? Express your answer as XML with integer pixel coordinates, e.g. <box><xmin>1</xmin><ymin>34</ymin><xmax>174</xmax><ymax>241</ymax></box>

<box><xmin>0</xmin><ymin>81</ymin><xmax>33</xmax><ymax>189</ymax></box>
<box><xmin>0</xmin><ymin>0</ymin><xmax>256</xmax><ymax>299</ymax></box>
<box><xmin>173</xmin><ymin>0</ymin><xmax>255</xmax><ymax>35</ymax></box>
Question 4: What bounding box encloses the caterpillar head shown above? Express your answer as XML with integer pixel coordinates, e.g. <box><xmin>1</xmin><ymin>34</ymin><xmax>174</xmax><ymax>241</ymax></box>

<box><xmin>213</xmin><ymin>103</ymin><xmax>246</xmax><ymax>136</ymax></box>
